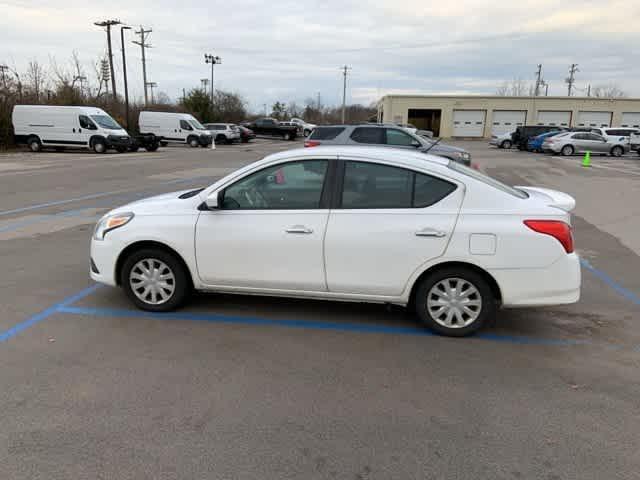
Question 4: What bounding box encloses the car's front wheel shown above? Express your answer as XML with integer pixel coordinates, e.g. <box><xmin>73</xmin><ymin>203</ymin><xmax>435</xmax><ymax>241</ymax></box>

<box><xmin>121</xmin><ymin>248</ymin><xmax>190</xmax><ymax>312</ymax></box>
<box><xmin>501</xmin><ymin>139</ymin><xmax>512</xmax><ymax>149</ymax></box>
<box><xmin>414</xmin><ymin>267</ymin><xmax>496</xmax><ymax>337</ymax></box>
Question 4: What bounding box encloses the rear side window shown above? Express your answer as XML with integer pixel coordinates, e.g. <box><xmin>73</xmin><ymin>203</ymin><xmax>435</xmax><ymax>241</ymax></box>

<box><xmin>350</xmin><ymin>127</ymin><xmax>385</xmax><ymax>144</ymax></box>
<box><xmin>310</xmin><ymin>127</ymin><xmax>345</xmax><ymax>140</ymax></box>
<box><xmin>340</xmin><ymin>161</ymin><xmax>456</xmax><ymax>209</ymax></box>
<box><xmin>385</xmin><ymin>128</ymin><xmax>415</xmax><ymax>146</ymax></box>
<box><xmin>448</xmin><ymin>161</ymin><xmax>528</xmax><ymax>199</ymax></box>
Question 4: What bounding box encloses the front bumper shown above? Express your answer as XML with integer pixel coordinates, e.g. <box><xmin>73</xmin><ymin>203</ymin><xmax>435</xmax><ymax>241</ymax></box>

<box><xmin>106</xmin><ymin>135</ymin><xmax>132</xmax><ymax>147</ymax></box>
<box><xmin>198</xmin><ymin>134</ymin><xmax>213</xmax><ymax>146</ymax></box>
<box><xmin>90</xmin><ymin>235</ymin><xmax>123</xmax><ymax>287</ymax></box>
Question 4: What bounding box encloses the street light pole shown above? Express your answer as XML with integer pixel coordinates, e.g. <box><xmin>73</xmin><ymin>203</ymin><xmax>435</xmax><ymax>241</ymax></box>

<box><xmin>120</xmin><ymin>26</ymin><xmax>132</xmax><ymax>131</ymax></box>
<box><xmin>204</xmin><ymin>54</ymin><xmax>221</xmax><ymax>105</ymax></box>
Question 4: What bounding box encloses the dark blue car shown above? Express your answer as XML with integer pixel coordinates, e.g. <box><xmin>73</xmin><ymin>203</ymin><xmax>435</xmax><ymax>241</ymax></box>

<box><xmin>527</xmin><ymin>131</ymin><xmax>563</xmax><ymax>152</ymax></box>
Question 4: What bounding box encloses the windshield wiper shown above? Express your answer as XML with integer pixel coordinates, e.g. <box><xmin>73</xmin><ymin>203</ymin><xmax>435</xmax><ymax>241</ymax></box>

<box><xmin>423</xmin><ymin>138</ymin><xmax>442</xmax><ymax>153</ymax></box>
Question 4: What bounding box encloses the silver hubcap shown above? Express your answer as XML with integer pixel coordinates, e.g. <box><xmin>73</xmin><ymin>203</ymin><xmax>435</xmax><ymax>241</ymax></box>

<box><xmin>129</xmin><ymin>259</ymin><xmax>176</xmax><ymax>305</ymax></box>
<box><xmin>30</xmin><ymin>141</ymin><xmax>39</xmax><ymax>151</ymax></box>
<box><xmin>95</xmin><ymin>143</ymin><xmax>105</xmax><ymax>152</ymax></box>
<box><xmin>427</xmin><ymin>278</ymin><xmax>482</xmax><ymax>329</ymax></box>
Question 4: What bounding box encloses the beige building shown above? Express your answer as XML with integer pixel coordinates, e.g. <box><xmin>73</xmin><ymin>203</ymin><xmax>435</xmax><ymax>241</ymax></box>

<box><xmin>378</xmin><ymin>95</ymin><xmax>640</xmax><ymax>138</ymax></box>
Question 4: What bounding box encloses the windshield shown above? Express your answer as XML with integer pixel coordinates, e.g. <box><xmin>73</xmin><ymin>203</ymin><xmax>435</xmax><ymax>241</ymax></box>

<box><xmin>90</xmin><ymin>115</ymin><xmax>123</xmax><ymax>130</ymax></box>
<box><xmin>448</xmin><ymin>161</ymin><xmax>528</xmax><ymax>199</ymax></box>
<box><xmin>189</xmin><ymin>119</ymin><xmax>207</xmax><ymax>130</ymax></box>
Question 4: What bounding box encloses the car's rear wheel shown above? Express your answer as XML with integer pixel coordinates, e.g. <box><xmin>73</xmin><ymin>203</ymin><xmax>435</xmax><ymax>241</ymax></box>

<box><xmin>561</xmin><ymin>145</ymin><xmax>574</xmax><ymax>156</ymax></box>
<box><xmin>610</xmin><ymin>145</ymin><xmax>624</xmax><ymax>157</ymax></box>
<box><xmin>414</xmin><ymin>267</ymin><xmax>496</xmax><ymax>337</ymax></box>
<box><xmin>501</xmin><ymin>139</ymin><xmax>512</xmax><ymax>149</ymax></box>
<box><xmin>215</xmin><ymin>134</ymin><xmax>226</xmax><ymax>144</ymax></box>
<box><xmin>121</xmin><ymin>248</ymin><xmax>190</xmax><ymax>312</ymax></box>
<box><xmin>28</xmin><ymin>135</ymin><xmax>42</xmax><ymax>152</ymax></box>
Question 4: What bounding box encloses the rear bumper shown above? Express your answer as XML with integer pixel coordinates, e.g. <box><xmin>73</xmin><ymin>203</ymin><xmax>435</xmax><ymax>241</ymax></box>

<box><xmin>490</xmin><ymin>253</ymin><xmax>581</xmax><ymax>307</ymax></box>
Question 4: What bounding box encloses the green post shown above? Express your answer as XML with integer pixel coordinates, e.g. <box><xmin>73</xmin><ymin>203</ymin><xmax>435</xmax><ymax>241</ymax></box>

<box><xmin>582</xmin><ymin>150</ymin><xmax>591</xmax><ymax>167</ymax></box>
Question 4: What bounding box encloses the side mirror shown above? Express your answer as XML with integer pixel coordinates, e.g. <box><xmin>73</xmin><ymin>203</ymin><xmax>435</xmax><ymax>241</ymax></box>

<box><xmin>205</xmin><ymin>191</ymin><xmax>221</xmax><ymax>209</ymax></box>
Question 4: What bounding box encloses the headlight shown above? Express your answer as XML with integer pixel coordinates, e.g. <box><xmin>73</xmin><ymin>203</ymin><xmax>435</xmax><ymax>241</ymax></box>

<box><xmin>461</xmin><ymin>152</ymin><xmax>471</xmax><ymax>160</ymax></box>
<box><xmin>93</xmin><ymin>212</ymin><xmax>134</xmax><ymax>240</ymax></box>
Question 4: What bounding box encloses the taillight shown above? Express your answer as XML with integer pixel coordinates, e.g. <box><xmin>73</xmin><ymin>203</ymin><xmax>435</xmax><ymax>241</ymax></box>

<box><xmin>304</xmin><ymin>140</ymin><xmax>320</xmax><ymax>147</ymax></box>
<box><xmin>524</xmin><ymin>220</ymin><xmax>574</xmax><ymax>253</ymax></box>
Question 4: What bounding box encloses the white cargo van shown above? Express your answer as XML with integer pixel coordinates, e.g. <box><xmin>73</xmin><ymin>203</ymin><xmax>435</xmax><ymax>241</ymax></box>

<box><xmin>138</xmin><ymin>111</ymin><xmax>213</xmax><ymax>147</ymax></box>
<box><xmin>12</xmin><ymin>105</ymin><xmax>131</xmax><ymax>153</ymax></box>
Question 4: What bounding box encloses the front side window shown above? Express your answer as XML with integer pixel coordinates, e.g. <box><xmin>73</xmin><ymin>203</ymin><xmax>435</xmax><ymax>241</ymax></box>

<box><xmin>385</xmin><ymin>128</ymin><xmax>415</xmax><ymax>146</ymax></box>
<box><xmin>90</xmin><ymin>115</ymin><xmax>122</xmax><ymax>130</ymax></box>
<box><xmin>222</xmin><ymin>160</ymin><xmax>328</xmax><ymax>210</ymax></box>
<box><xmin>79</xmin><ymin>115</ymin><xmax>96</xmax><ymax>130</ymax></box>
<box><xmin>588</xmin><ymin>133</ymin><xmax>605</xmax><ymax>141</ymax></box>
<box><xmin>180</xmin><ymin>120</ymin><xmax>193</xmax><ymax>131</ymax></box>
<box><xmin>350</xmin><ymin>127</ymin><xmax>384</xmax><ymax>144</ymax></box>
<box><xmin>340</xmin><ymin>161</ymin><xmax>456</xmax><ymax>209</ymax></box>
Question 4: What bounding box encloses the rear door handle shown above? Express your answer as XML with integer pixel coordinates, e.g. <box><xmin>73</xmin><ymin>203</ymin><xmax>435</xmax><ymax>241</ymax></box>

<box><xmin>286</xmin><ymin>225</ymin><xmax>313</xmax><ymax>234</ymax></box>
<box><xmin>415</xmin><ymin>228</ymin><xmax>446</xmax><ymax>238</ymax></box>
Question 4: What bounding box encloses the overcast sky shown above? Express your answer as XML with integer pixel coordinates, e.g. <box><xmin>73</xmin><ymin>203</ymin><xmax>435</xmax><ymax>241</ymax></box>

<box><xmin>2</xmin><ymin>0</ymin><xmax>639</xmax><ymax>112</ymax></box>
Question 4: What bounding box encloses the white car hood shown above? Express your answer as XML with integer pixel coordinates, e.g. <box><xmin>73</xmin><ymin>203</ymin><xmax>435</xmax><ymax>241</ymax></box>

<box><xmin>109</xmin><ymin>189</ymin><xmax>203</xmax><ymax>216</ymax></box>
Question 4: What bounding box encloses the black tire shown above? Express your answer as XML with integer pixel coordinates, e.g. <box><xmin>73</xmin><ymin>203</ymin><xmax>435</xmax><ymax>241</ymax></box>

<box><xmin>92</xmin><ymin>138</ymin><xmax>107</xmax><ymax>154</ymax></box>
<box><xmin>215</xmin><ymin>134</ymin><xmax>226</xmax><ymax>144</ymax></box>
<box><xmin>28</xmin><ymin>135</ymin><xmax>42</xmax><ymax>152</ymax></box>
<box><xmin>145</xmin><ymin>144</ymin><xmax>159</xmax><ymax>152</ymax></box>
<box><xmin>241</xmin><ymin>138</ymin><xmax>249</xmax><ymax>143</ymax></box>
<box><xmin>283</xmin><ymin>132</ymin><xmax>291</xmax><ymax>141</ymax></box>
<box><xmin>561</xmin><ymin>145</ymin><xmax>574</xmax><ymax>156</ymax></box>
<box><xmin>120</xmin><ymin>248</ymin><xmax>191</xmax><ymax>312</ymax></box>
<box><xmin>129</xmin><ymin>145</ymin><xmax>140</xmax><ymax>152</ymax></box>
<box><xmin>610</xmin><ymin>145</ymin><xmax>624</xmax><ymax>157</ymax></box>
<box><xmin>188</xmin><ymin>137</ymin><xmax>200</xmax><ymax>148</ymax></box>
<box><xmin>160</xmin><ymin>141</ymin><xmax>169</xmax><ymax>147</ymax></box>
<box><xmin>501</xmin><ymin>139</ymin><xmax>512</xmax><ymax>149</ymax></box>
<box><xmin>414</xmin><ymin>267</ymin><xmax>497</xmax><ymax>337</ymax></box>
<box><xmin>115</xmin><ymin>146</ymin><xmax>128</xmax><ymax>153</ymax></box>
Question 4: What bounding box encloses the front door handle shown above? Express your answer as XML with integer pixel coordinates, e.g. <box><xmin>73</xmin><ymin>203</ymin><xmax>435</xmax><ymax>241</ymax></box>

<box><xmin>415</xmin><ymin>228</ymin><xmax>446</xmax><ymax>238</ymax></box>
<box><xmin>286</xmin><ymin>225</ymin><xmax>313</xmax><ymax>234</ymax></box>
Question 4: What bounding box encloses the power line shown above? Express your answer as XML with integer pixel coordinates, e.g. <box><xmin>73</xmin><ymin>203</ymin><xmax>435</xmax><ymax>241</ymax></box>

<box><xmin>341</xmin><ymin>65</ymin><xmax>351</xmax><ymax>123</ymax></box>
<box><xmin>133</xmin><ymin>26</ymin><xmax>153</xmax><ymax>106</ymax></box>
<box><xmin>565</xmin><ymin>64</ymin><xmax>579</xmax><ymax>96</ymax></box>
<box><xmin>94</xmin><ymin>19</ymin><xmax>121</xmax><ymax>99</ymax></box>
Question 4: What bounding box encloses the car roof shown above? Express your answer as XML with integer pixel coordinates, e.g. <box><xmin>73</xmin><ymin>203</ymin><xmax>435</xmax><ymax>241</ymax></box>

<box><xmin>262</xmin><ymin>146</ymin><xmax>450</xmax><ymax>167</ymax></box>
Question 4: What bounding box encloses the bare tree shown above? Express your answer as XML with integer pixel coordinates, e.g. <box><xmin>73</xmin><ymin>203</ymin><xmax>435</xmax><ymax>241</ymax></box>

<box><xmin>592</xmin><ymin>83</ymin><xmax>627</xmax><ymax>98</ymax></box>
<box><xmin>26</xmin><ymin>60</ymin><xmax>47</xmax><ymax>101</ymax></box>
<box><xmin>496</xmin><ymin>78</ymin><xmax>534</xmax><ymax>96</ymax></box>
<box><xmin>155</xmin><ymin>91</ymin><xmax>171</xmax><ymax>105</ymax></box>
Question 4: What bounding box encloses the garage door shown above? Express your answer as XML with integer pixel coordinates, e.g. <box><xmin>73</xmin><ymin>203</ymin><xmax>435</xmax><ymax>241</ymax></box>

<box><xmin>621</xmin><ymin>113</ymin><xmax>640</xmax><ymax>128</ymax></box>
<box><xmin>491</xmin><ymin>110</ymin><xmax>526</xmax><ymax>136</ymax></box>
<box><xmin>537</xmin><ymin>111</ymin><xmax>571</xmax><ymax>127</ymax></box>
<box><xmin>577</xmin><ymin>111</ymin><xmax>612</xmax><ymax>128</ymax></box>
<box><xmin>453</xmin><ymin>110</ymin><xmax>486</xmax><ymax>137</ymax></box>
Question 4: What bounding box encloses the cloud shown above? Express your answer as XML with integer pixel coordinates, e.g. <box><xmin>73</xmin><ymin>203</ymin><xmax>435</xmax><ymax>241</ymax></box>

<box><xmin>1</xmin><ymin>0</ymin><xmax>639</xmax><ymax>112</ymax></box>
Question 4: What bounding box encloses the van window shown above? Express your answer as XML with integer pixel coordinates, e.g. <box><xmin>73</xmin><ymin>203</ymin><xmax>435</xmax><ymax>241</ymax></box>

<box><xmin>90</xmin><ymin>115</ymin><xmax>122</xmax><ymax>130</ymax></box>
<box><xmin>79</xmin><ymin>115</ymin><xmax>96</xmax><ymax>130</ymax></box>
<box><xmin>180</xmin><ymin>120</ymin><xmax>193</xmax><ymax>131</ymax></box>
<box><xmin>189</xmin><ymin>119</ymin><xmax>207</xmax><ymax>130</ymax></box>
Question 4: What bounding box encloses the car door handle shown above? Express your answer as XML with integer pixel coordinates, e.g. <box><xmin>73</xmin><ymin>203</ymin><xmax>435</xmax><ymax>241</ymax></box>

<box><xmin>286</xmin><ymin>225</ymin><xmax>313</xmax><ymax>234</ymax></box>
<box><xmin>415</xmin><ymin>228</ymin><xmax>447</xmax><ymax>238</ymax></box>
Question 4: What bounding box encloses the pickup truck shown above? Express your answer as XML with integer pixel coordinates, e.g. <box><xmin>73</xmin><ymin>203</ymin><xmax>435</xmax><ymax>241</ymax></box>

<box><xmin>243</xmin><ymin>118</ymin><xmax>298</xmax><ymax>141</ymax></box>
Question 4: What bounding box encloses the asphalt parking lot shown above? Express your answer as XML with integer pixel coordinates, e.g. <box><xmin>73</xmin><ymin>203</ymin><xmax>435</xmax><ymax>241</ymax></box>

<box><xmin>1</xmin><ymin>139</ymin><xmax>640</xmax><ymax>479</ymax></box>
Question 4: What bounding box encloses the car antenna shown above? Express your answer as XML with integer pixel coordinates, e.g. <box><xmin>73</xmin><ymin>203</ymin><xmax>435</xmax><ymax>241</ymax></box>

<box><xmin>422</xmin><ymin>137</ymin><xmax>442</xmax><ymax>153</ymax></box>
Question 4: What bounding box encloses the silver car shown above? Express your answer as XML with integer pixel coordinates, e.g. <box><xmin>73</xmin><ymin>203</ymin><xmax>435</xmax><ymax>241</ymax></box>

<box><xmin>304</xmin><ymin>124</ymin><xmax>472</xmax><ymax>165</ymax></box>
<box><xmin>542</xmin><ymin>132</ymin><xmax>628</xmax><ymax>157</ymax></box>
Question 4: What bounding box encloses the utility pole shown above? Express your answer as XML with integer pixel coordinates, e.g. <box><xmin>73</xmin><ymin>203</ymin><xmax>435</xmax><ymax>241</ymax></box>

<box><xmin>200</xmin><ymin>78</ymin><xmax>209</xmax><ymax>91</ymax></box>
<box><xmin>73</xmin><ymin>75</ymin><xmax>87</xmax><ymax>97</ymax></box>
<box><xmin>534</xmin><ymin>64</ymin><xmax>543</xmax><ymax>96</ymax></box>
<box><xmin>94</xmin><ymin>19</ymin><xmax>121</xmax><ymax>99</ymax></box>
<box><xmin>341</xmin><ymin>65</ymin><xmax>351</xmax><ymax>123</ymax></box>
<box><xmin>0</xmin><ymin>65</ymin><xmax>8</xmax><ymax>89</ymax></box>
<box><xmin>541</xmin><ymin>80</ymin><xmax>549</xmax><ymax>96</ymax></box>
<box><xmin>204</xmin><ymin>54</ymin><xmax>221</xmax><ymax>105</ymax></box>
<box><xmin>317</xmin><ymin>91</ymin><xmax>321</xmax><ymax>111</ymax></box>
<box><xmin>263</xmin><ymin>104</ymin><xmax>267</xmax><ymax>116</ymax></box>
<box><xmin>146</xmin><ymin>82</ymin><xmax>157</xmax><ymax>104</ymax></box>
<box><xmin>120</xmin><ymin>26</ymin><xmax>132</xmax><ymax>131</ymax></box>
<box><xmin>133</xmin><ymin>26</ymin><xmax>153</xmax><ymax>105</ymax></box>
<box><xmin>587</xmin><ymin>84</ymin><xmax>591</xmax><ymax>97</ymax></box>
<box><xmin>566</xmin><ymin>64</ymin><xmax>579</xmax><ymax>96</ymax></box>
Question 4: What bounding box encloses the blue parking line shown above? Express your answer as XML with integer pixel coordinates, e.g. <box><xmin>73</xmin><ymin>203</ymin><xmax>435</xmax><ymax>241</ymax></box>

<box><xmin>0</xmin><ymin>285</ymin><xmax>102</xmax><ymax>343</ymax></box>
<box><xmin>56</xmin><ymin>304</ymin><xmax>584</xmax><ymax>346</ymax></box>
<box><xmin>580</xmin><ymin>258</ymin><xmax>640</xmax><ymax>306</ymax></box>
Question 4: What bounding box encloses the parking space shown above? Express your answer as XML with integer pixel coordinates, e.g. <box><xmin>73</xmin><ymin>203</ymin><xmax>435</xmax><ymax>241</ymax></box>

<box><xmin>1</xmin><ymin>139</ymin><xmax>640</xmax><ymax>479</ymax></box>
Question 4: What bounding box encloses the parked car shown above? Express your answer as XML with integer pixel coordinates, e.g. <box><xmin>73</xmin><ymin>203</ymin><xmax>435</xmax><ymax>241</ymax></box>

<box><xmin>590</xmin><ymin>127</ymin><xmax>640</xmax><ymax>142</ymax></box>
<box><xmin>489</xmin><ymin>131</ymin><xmax>514</xmax><ymax>149</ymax></box>
<box><xmin>512</xmin><ymin>125</ymin><xmax>567</xmax><ymax>150</ymax></box>
<box><xmin>305</xmin><ymin>124</ymin><xmax>472</xmax><ymax>165</ymax></box>
<box><xmin>203</xmin><ymin>123</ymin><xmax>241</xmax><ymax>144</ymax></box>
<box><xmin>416</xmin><ymin>129</ymin><xmax>434</xmax><ymax>139</ymax></box>
<box><xmin>396</xmin><ymin>123</ymin><xmax>419</xmax><ymax>134</ymax></box>
<box><xmin>90</xmin><ymin>146</ymin><xmax>580</xmax><ymax>337</ymax></box>
<box><xmin>139</xmin><ymin>111</ymin><xmax>213</xmax><ymax>147</ymax></box>
<box><xmin>237</xmin><ymin>125</ymin><xmax>256</xmax><ymax>143</ymax></box>
<box><xmin>290</xmin><ymin>117</ymin><xmax>317</xmax><ymax>136</ymax></box>
<box><xmin>243</xmin><ymin>118</ymin><xmax>298</xmax><ymax>140</ymax></box>
<box><xmin>527</xmin><ymin>131</ymin><xmax>563</xmax><ymax>152</ymax></box>
<box><xmin>12</xmin><ymin>105</ymin><xmax>134</xmax><ymax>153</ymax></box>
<box><xmin>542</xmin><ymin>132</ymin><xmax>629</xmax><ymax>157</ymax></box>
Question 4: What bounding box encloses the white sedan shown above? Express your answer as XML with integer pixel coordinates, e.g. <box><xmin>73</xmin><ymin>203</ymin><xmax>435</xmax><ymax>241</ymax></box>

<box><xmin>90</xmin><ymin>146</ymin><xmax>581</xmax><ymax>337</ymax></box>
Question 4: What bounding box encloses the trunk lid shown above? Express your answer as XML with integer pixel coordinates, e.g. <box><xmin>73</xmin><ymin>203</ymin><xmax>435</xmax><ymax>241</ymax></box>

<box><xmin>516</xmin><ymin>186</ymin><xmax>576</xmax><ymax>212</ymax></box>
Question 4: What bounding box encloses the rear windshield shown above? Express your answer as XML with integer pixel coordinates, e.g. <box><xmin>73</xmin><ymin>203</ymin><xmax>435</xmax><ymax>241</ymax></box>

<box><xmin>310</xmin><ymin>127</ymin><xmax>345</xmax><ymax>140</ymax></box>
<box><xmin>448</xmin><ymin>161</ymin><xmax>528</xmax><ymax>199</ymax></box>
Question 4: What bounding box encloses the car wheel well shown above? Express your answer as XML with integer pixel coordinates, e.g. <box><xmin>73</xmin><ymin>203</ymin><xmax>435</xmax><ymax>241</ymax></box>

<box><xmin>408</xmin><ymin>261</ymin><xmax>502</xmax><ymax>308</ymax></box>
<box><xmin>115</xmin><ymin>241</ymin><xmax>193</xmax><ymax>288</ymax></box>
